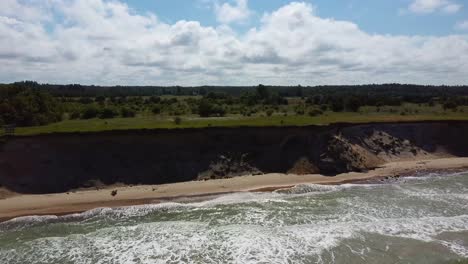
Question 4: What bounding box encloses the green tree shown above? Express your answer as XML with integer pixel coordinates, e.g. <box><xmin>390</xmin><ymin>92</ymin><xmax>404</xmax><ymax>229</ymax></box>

<box><xmin>174</xmin><ymin>116</ymin><xmax>182</xmax><ymax>125</ymax></box>
<box><xmin>256</xmin><ymin>84</ymin><xmax>270</xmax><ymax>100</ymax></box>
<box><xmin>6</xmin><ymin>89</ymin><xmax>63</xmax><ymax>126</ymax></box>
<box><xmin>198</xmin><ymin>100</ymin><xmax>226</xmax><ymax>117</ymax></box>
<box><xmin>152</xmin><ymin>105</ymin><xmax>161</xmax><ymax>114</ymax></box>
<box><xmin>81</xmin><ymin>106</ymin><xmax>99</xmax><ymax>119</ymax></box>
<box><xmin>95</xmin><ymin>96</ymin><xmax>106</xmax><ymax>104</ymax></box>
<box><xmin>443</xmin><ymin>100</ymin><xmax>458</xmax><ymax>111</ymax></box>
<box><xmin>345</xmin><ymin>97</ymin><xmax>362</xmax><ymax>112</ymax></box>
<box><xmin>99</xmin><ymin>107</ymin><xmax>118</xmax><ymax>119</ymax></box>
<box><xmin>121</xmin><ymin>107</ymin><xmax>136</xmax><ymax>118</ymax></box>
<box><xmin>331</xmin><ymin>98</ymin><xmax>344</xmax><ymax>112</ymax></box>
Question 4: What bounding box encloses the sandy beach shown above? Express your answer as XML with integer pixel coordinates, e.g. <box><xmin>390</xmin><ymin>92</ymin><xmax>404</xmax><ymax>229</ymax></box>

<box><xmin>0</xmin><ymin>157</ymin><xmax>467</xmax><ymax>222</ymax></box>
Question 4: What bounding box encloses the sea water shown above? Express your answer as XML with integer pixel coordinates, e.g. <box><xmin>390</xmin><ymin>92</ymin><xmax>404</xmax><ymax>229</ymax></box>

<box><xmin>1</xmin><ymin>172</ymin><xmax>468</xmax><ymax>264</ymax></box>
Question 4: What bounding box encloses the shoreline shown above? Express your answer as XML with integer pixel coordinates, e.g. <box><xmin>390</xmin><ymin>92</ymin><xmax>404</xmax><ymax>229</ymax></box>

<box><xmin>1</xmin><ymin>157</ymin><xmax>468</xmax><ymax>222</ymax></box>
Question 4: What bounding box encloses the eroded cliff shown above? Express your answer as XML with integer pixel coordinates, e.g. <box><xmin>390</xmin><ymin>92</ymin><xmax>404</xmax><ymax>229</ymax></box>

<box><xmin>1</xmin><ymin>121</ymin><xmax>467</xmax><ymax>194</ymax></box>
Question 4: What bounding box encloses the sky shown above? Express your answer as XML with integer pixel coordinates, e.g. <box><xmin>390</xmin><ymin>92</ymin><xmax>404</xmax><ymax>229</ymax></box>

<box><xmin>1</xmin><ymin>0</ymin><xmax>468</xmax><ymax>86</ymax></box>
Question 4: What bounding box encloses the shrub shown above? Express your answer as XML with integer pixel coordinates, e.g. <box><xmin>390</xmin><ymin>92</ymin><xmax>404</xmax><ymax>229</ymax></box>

<box><xmin>345</xmin><ymin>97</ymin><xmax>362</xmax><ymax>112</ymax></box>
<box><xmin>69</xmin><ymin>111</ymin><xmax>81</xmax><ymax>120</ymax></box>
<box><xmin>120</xmin><ymin>107</ymin><xmax>136</xmax><ymax>118</ymax></box>
<box><xmin>149</xmin><ymin>96</ymin><xmax>161</xmax><ymax>104</ymax></box>
<box><xmin>198</xmin><ymin>100</ymin><xmax>226</xmax><ymax>117</ymax></box>
<box><xmin>95</xmin><ymin>96</ymin><xmax>106</xmax><ymax>104</ymax></box>
<box><xmin>98</xmin><ymin>107</ymin><xmax>118</xmax><ymax>119</ymax></box>
<box><xmin>443</xmin><ymin>100</ymin><xmax>458</xmax><ymax>111</ymax></box>
<box><xmin>331</xmin><ymin>98</ymin><xmax>344</xmax><ymax>112</ymax></box>
<box><xmin>1</xmin><ymin>89</ymin><xmax>63</xmax><ymax>126</ymax></box>
<box><xmin>79</xmin><ymin>97</ymin><xmax>93</xmax><ymax>104</ymax></box>
<box><xmin>152</xmin><ymin>105</ymin><xmax>161</xmax><ymax>114</ymax></box>
<box><xmin>308</xmin><ymin>109</ymin><xmax>323</xmax><ymax>117</ymax></box>
<box><xmin>294</xmin><ymin>106</ymin><xmax>305</xmax><ymax>115</ymax></box>
<box><xmin>266</xmin><ymin>109</ymin><xmax>274</xmax><ymax>116</ymax></box>
<box><xmin>295</xmin><ymin>109</ymin><xmax>305</xmax><ymax>115</ymax></box>
<box><xmin>174</xmin><ymin>116</ymin><xmax>182</xmax><ymax>125</ymax></box>
<box><xmin>81</xmin><ymin>106</ymin><xmax>99</xmax><ymax>119</ymax></box>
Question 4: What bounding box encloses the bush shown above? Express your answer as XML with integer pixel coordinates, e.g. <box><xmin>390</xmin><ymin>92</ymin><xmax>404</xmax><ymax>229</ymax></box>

<box><xmin>331</xmin><ymin>98</ymin><xmax>344</xmax><ymax>112</ymax></box>
<box><xmin>0</xmin><ymin>89</ymin><xmax>63</xmax><ymax>126</ymax></box>
<box><xmin>443</xmin><ymin>100</ymin><xmax>458</xmax><ymax>111</ymax></box>
<box><xmin>345</xmin><ymin>97</ymin><xmax>362</xmax><ymax>112</ymax></box>
<box><xmin>295</xmin><ymin>109</ymin><xmax>305</xmax><ymax>115</ymax></box>
<box><xmin>98</xmin><ymin>107</ymin><xmax>118</xmax><ymax>119</ymax></box>
<box><xmin>95</xmin><ymin>96</ymin><xmax>106</xmax><ymax>104</ymax></box>
<box><xmin>266</xmin><ymin>109</ymin><xmax>274</xmax><ymax>116</ymax></box>
<box><xmin>79</xmin><ymin>97</ymin><xmax>93</xmax><ymax>104</ymax></box>
<box><xmin>308</xmin><ymin>109</ymin><xmax>323</xmax><ymax>117</ymax></box>
<box><xmin>152</xmin><ymin>105</ymin><xmax>161</xmax><ymax>114</ymax></box>
<box><xmin>174</xmin><ymin>116</ymin><xmax>182</xmax><ymax>125</ymax></box>
<box><xmin>81</xmin><ymin>106</ymin><xmax>99</xmax><ymax>119</ymax></box>
<box><xmin>294</xmin><ymin>105</ymin><xmax>305</xmax><ymax>115</ymax></box>
<box><xmin>120</xmin><ymin>107</ymin><xmax>136</xmax><ymax>118</ymax></box>
<box><xmin>149</xmin><ymin>96</ymin><xmax>161</xmax><ymax>104</ymax></box>
<box><xmin>69</xmin><ymin>111</ymin><xmax>81</xmax><ymax>120</ymax></box>
<box><xmin>198</xmin><ymin>100</ymin><xmax>226</xmax><ymax>117</ymax></box>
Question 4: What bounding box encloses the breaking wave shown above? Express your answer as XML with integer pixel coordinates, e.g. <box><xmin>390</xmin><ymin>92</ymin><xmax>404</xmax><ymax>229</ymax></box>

<box><xmin>1</xmin><ymin>171</ymin><xmax>468</xmax><ymax>263</ymax></box>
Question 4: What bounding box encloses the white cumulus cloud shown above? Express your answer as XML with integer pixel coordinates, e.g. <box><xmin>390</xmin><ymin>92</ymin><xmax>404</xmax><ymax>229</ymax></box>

<box><xmin>408</xmin><ymin>0</ymin><xmax>462</xmax><ymax>14</ymax></box>
<box><xmin>456</xmin><ymin>20</ymin><xmax>468</xmax><ymax>31</ymax></box>
<box><xmin>215</xmin><ymin>0</ymin><xmax>252</xmax><ymax>24</ymax></box>
<box><xmin>0</xmin><ymin>0</ymin><xmax>468</xmax><ymax>85</ymax></box>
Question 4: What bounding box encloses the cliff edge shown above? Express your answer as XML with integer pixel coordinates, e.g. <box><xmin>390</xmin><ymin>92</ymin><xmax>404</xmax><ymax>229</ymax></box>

<box><xmin>1</xmin><ymin>121</ymin><xmax>467</xmax><ymax>194</ymax></box>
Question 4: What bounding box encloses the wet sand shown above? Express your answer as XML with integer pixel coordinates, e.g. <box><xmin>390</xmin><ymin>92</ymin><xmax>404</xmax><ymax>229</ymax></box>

<box><xmin>1</xmin><ymin>157</ymin><xmax>468</xmax><ymax>222</ymax></box>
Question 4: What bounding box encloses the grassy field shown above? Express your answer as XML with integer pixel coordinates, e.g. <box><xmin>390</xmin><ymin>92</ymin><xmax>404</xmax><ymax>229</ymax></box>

<box><xmin>6</xmin><ymin>111</ymin><xmax>468</xmax><ymax>136</ymax></box>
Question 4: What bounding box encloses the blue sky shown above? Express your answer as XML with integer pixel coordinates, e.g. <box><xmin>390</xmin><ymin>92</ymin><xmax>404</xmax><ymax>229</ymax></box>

<box><xmin>1</xmin><ymin>0</ymin><xmax>468</xmax><ymax>85</ymax></box>
<box><xmin>127</xmin><ymin>0</ymin><xmax>468</xmax><ymax>36</ymax></box>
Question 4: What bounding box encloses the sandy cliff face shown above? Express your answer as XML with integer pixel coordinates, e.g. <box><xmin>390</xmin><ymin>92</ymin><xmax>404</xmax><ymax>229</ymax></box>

<box><xmin>1</xmin><ymin>121</ymin><xmax>467</xmax><ymax>194</ymax></box>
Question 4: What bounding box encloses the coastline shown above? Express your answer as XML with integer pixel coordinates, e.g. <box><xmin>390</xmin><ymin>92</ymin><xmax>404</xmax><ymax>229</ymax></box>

<box><xmin>1</xmin><ymin>157</ymin><xmax>468</xmax><ymax>222</ymax></box>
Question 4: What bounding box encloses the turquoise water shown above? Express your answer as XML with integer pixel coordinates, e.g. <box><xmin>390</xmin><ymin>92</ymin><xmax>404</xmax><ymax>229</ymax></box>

<box><xmin>1</xmin><ymin>172</ymin><xmax>468</xmax><ymax>264</ymax></box>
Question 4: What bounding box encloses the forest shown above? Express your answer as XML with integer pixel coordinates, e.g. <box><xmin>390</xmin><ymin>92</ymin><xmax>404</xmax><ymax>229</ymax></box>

<box><xmin>1</xmin><ymin>81</ymin><xmax>468</xmax><ymax>132</ymax></box>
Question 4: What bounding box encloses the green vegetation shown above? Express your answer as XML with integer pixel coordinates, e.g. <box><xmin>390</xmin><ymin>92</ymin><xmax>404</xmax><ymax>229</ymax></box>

<box><xmin>9</xmin><ymin>111</ymin><xmax>468</xmax><ymax>136</ymax></box>
<box><xmin>1</xmin><ymin>81</ymin><xmax>468</xmax><ymax>136</ymax></box>
<box><xmin>0</xmin><ymin>83</ymin><xmax>62</xmax><ymax>126</ymax></box>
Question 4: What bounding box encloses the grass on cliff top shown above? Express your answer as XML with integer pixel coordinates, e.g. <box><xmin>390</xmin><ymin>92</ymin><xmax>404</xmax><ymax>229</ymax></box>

<box><xmin>7</xmin><ymin>111</ymin><xmax>468</xmax><ymax>136</ymax></box>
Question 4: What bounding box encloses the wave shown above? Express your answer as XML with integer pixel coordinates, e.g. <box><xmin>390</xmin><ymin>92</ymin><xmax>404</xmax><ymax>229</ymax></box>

<box><xmin>2</xmin><ymin>214</ymin><xmax>468</xmax><ymax>263</ymax></box>
<box><xmin>2</xmin><ymin>170</ymin><xmax>467</xmax><ymax>230</ymax></box>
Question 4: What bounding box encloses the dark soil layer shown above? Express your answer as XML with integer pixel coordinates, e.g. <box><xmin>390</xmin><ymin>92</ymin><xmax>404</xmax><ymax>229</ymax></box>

<box><xmin>1</xmin><ymin>121</ymin><xmax>468</xmax><ymax>194</ymax></box>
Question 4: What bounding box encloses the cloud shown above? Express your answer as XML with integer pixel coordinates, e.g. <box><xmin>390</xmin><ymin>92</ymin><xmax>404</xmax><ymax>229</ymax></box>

<box><xmin>408</xmin><ymin>0</ymin><xmax>462</xmax><ymax>14</ymax></box>
<box><xmin>456</xmin><ymin>20</ymin><xmax>468</xmax><ymax>31</ymax></box>
<box><xmin>0</xmin><ymin>0</ymin><xmax>468</xmax><ymax>85</ymax></box>
<box><xmin>215</xmin><ymin>0</ymin><xmax>252</xmax><ymax>24</ymax></box>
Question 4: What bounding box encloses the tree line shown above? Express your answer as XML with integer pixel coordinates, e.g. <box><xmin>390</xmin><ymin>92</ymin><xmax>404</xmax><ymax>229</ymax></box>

<box><xmin>1</xmin><ymin>81</ymin><xmax>468</xmax><ymax>127</ymax></box>
<box><xmin>0</xmin><ymin>84</ymin><xmax>62</xmax><ymax>126</ymax></box>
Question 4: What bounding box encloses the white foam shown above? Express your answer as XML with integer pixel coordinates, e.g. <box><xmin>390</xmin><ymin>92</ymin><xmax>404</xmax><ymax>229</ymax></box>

<box><xmin>4</xmin><ymin>171</ymin><xmax>467</xmax><ymax>228</ymax></box>
<box><xmin>2</xmin><ymin>172</ymin><xmax>468</xmax><ymax>263</ymax></box>
<box><xmin>3</xmin><ymin>213</ymin><xmax>468</xmax><ymax>263</ymax></box>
